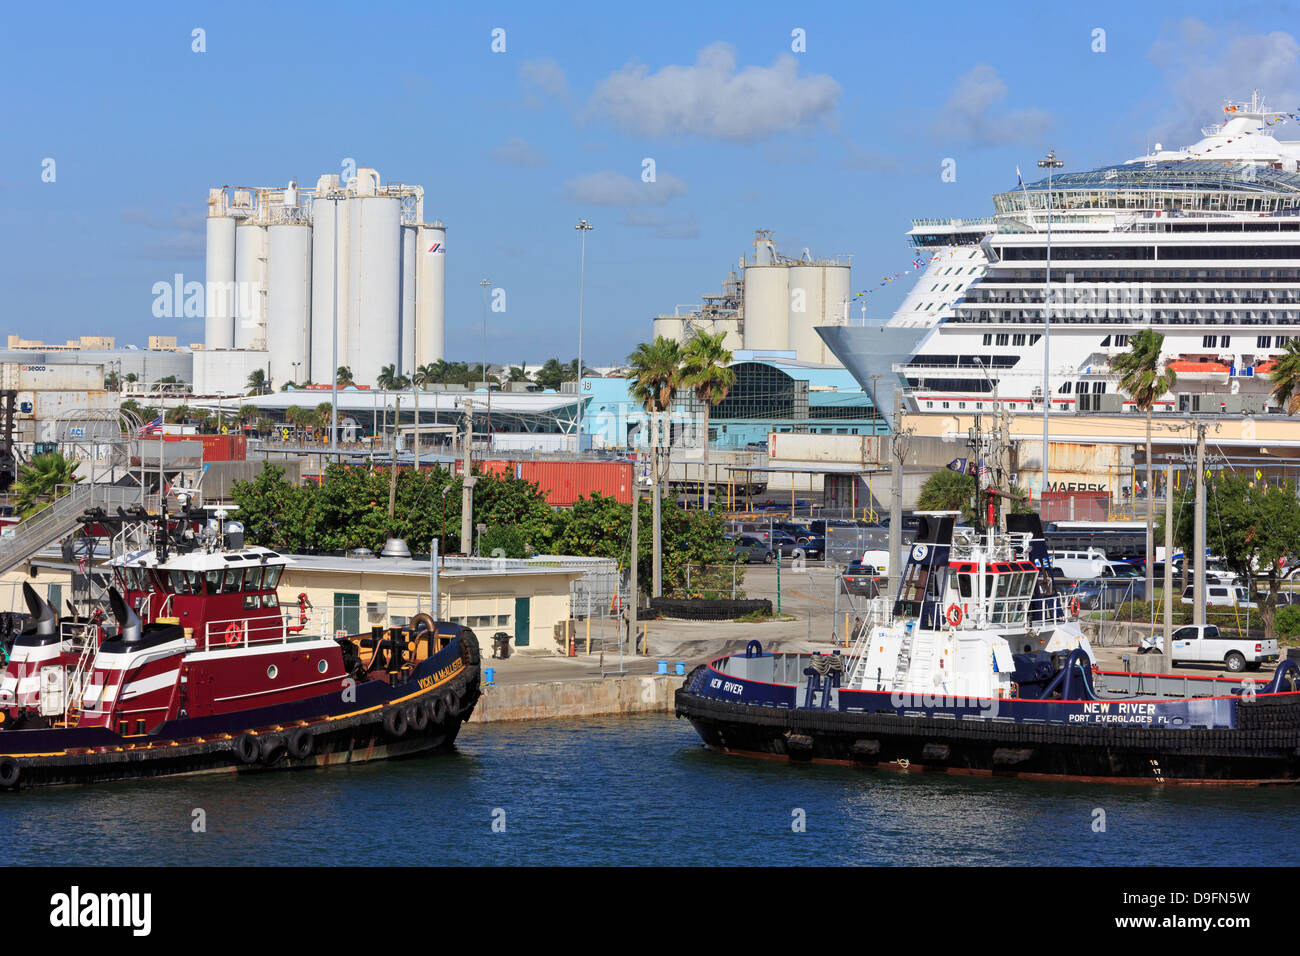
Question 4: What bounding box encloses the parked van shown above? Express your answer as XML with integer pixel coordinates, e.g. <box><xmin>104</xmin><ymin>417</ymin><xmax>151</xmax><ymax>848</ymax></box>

<box><xmin>1051</xmin><ymin>548</ymin><xmax>1109</xmax><ymax>580</ymax></box>
<box><xmin>1180</xmin><ymin>584</ymin><xmax>1258</xmax><ymax>609</ymax></box>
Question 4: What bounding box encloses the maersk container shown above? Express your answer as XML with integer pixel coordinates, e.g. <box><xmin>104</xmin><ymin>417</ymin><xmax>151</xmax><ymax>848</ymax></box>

<box><xmin>161</xmin><ymin>433</ymin><xmax>247</xmax><ymax>461</ymax></box>
<box><xmin>460</xmin><ymin>459</ymin><xmax>633</xmax><ymax>506</ymax></box>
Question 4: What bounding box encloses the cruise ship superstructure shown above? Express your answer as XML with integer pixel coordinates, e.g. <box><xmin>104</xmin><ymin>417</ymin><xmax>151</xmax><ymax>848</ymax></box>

<box><xmin>819</xmin><ymin>93</ymin><xmax>1300</xmax><ymax>421</ymax></box>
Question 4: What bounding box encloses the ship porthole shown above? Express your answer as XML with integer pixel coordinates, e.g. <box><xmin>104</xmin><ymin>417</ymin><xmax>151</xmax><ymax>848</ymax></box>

<box><xmin>267</xmin><ymin>665</ymin><xmax>279</xmax><ymax>679</ymax></box>
<box><xmin>317</xmin><ymin>660</ymin><xmax>328</xmax><ymax>674</ymax></box>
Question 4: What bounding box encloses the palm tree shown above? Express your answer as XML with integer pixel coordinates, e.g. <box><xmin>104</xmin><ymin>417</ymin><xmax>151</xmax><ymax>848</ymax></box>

<box><xmin>1269</xmin><ymin>338</ymin><xmax>1300</xmax><ymax>413</ymax></box>
<box><xmin>1112</xmin><ymin>328</ymin><xmax>1177</xmax><ymax>605</ymax></box>
<box><xmin>680</xmin><ymin>331</ymin><xmax>736</xmax><ymax>511</ymax></box>
<box><xmin>165</xmin><ymin>404</ymin><xmax>191</xmax><ymax>425</ymax></box>
<box><xmin>376</xmin><ymin>365</ymin><xmax>400</xmax><ymax>390</ymax></box>
<box><xmin>238</xmin><ymin>404</ymin><xmax>259</xmax><ymax>433</ymax></box>
<box><xmin>13</xmin><ymin>452</ymin><xmax>80</xmax><ymax>518</ymax></box>
<box><xmin>285</xmin><ymin>405</ymin><xmax>302</xmax><ymax>440</ymax></box>
<box><xmin>336</xmin><ymin>366</ymin><xmax>354</xmax><ymax>387</ymax></box>
<box><xmin>246</xmin><ymin>369</ymin><xmax>268</xmax><ymax>396</ymax></box>
<box><xmin>628</xmin><ymin>336</ymin><xmax>683</xmax><ymax>597</ymax></box>
<box><xmin>507</xmin><ymin>366</ymin><xmax>529</xmax><ymax>384</ymax></box>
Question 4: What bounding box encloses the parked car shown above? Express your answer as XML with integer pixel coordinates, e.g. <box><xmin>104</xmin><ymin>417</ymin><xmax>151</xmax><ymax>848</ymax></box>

<box><xmin>1067</xmin><ymin>575</ymin><xmax>1143</xmax><ymax>610</ymax></box>
<box><xmin>726</xmin><ymin>535</ymin><xmax>774</xmax><ymax>564</ymax></box>
<box><xmin>797</xmin><ymin>536</ymin><xmax>826</xmax><ymax>560</ymax></box>
<box><xmin>773</xmin><ymin>522</ymin><xmax>814</xmax><ymax>542</ymax></box>
<box><xmin>1179</xmin><ymin>584</ymin><xmax>1258</xmax><ymax>609</ymax></box>
<box><xmin>841</xmin><ymin>560</ymin><xmax>885</xmax><ymax>597</ymax></box>
<box><xmin>1169</xmin><ymin>624</ymin><xmax>1278</xmax><ymax>672</ymax></box>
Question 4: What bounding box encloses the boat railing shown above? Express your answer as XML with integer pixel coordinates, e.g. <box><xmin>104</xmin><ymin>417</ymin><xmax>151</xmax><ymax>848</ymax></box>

<box><xmin>200</xmin><ymin>608</ymin><xmax>315</xmax><ymax>652</ymax></box>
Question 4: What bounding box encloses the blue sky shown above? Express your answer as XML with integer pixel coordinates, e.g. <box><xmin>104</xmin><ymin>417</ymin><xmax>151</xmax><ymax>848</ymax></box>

<box><xmin>3</xmin><ymin>1</ymin><xmax>1298</xmax><ymax>366</ymax></box>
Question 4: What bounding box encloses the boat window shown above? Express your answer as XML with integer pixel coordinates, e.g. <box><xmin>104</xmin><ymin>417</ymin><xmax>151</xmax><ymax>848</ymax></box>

<box><xmin>244</xmin><ymin>594</ymin><xmax>260</xmax><ymax>610</ymax></box>
<box><xmin>263</xmin><ymin>566</ymin><xmax>283</xmax><ymax>589</ymax></box>
<box><xmin>958</xmin><ymin>573</ymin><xmax>973</xmax><ymax>598</ymax></box>
<box><xmin>223</xmin><ymin>568</ymin><xmax>242</xmax><ymax>592</ymax></box>
<box><xmin>261</xmin><ymin>593</ymin><xmax>279</xmax><ymax>609</ymax></box>
<box><xmin>168</xmin><ymin>570</ymin><xmax>190</xmax><ymax>594</ymax></box>
<box><xmin>205</xmin><ymin>569</ymin><xmax>223</xmax><ymax>594</ymax></box>
<box><xmin>122</xmin><ymin>567</ymin><xmax>140</xmax><ymax>591</ymax></box>
<box><xmin>243</xmin><ymin>566</ymin><xmax>264</xmax><ymax>591</ymax></box>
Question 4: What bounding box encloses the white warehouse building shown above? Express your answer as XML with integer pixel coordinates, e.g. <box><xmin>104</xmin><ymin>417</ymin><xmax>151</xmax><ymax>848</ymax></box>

<box><xmin>203</xmin><ymin>168</ymin><xmax>445</xmax><ymax>392</ymax></box>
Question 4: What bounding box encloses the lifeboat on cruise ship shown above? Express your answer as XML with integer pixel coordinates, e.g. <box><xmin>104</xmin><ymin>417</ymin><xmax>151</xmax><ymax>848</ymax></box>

<box><xmin>1167</xmin><ymin>357</ymin><xmax>1231</xmax><ymax>384</ymax></box>
<box><xmin>0</xmin><ymin>505</ymin><xmax>480</xmax><ymax>790</ymax></box>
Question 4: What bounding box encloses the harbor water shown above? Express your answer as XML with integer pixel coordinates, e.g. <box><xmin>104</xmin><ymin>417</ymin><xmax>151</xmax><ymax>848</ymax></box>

<box><xmin>1</xmin><ymin>714</ymin><xmax>1295</xmax><ymax>866</ymax></box>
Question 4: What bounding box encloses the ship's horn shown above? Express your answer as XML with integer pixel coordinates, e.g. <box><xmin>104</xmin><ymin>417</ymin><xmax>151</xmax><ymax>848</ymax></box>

<box><xmin>21</xmin><ymin>582</ymin><xmax>58</xmax><ymax>637</ymax></box>
<box><xmin>107</xmin><ymin>588</ymin><xmax>142</xmax><ymax>643</ymax></box>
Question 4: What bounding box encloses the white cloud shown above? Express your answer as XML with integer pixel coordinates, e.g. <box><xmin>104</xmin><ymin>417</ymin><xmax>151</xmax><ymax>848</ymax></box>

<box><xmin>1147</xmin><ymin>19</ymin><xmax>1300</xmax><ymax>144</ymax></box>
<box><xmin>563</xmin><ymin>170</ymin><xmax>687</xmax><ymax>207</ymax></box>
<box><xmin>520</xmin><ymin>57</ymin><xmax>569</xmax><ymax>106</ymax></box>
<box><xmin>620</xmin><ymin>209</ymin><xmax>700</xmax><ymax>240</ymax></box>
<box><xmin>932</xmin><ymin>64</ymin><xmax>1050</xmax><ymax>147</ymax></box>
<box><xmin>492</xmin><ymin>136</ymin><xmax>548</xmax><ymax>167</ymax></box>
<box><xmin>586</xmin><ymin>42</ymin><xmax>841</xmax><ymax>142</ymax></box>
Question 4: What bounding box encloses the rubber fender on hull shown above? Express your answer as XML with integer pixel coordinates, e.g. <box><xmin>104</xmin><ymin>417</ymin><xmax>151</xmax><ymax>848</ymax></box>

<box><xmin>850</xmin><ymin>739</ymin><xmax>881</xmax><ymax>757</ymax></box>
<box><xmin>0</xmin><ymin>756</ymin><xmax>20</xmax><ymax>789</ymax></box>
<box><xmin>786</xmin><ymin>733</ymin><xmax>814</xmax><ymax>753</ymax></box>
<box><xmin>259</xmin><ymin>733</ymin><xmax>288</xmax><ymax>765</ymax></box>
<box><xmin>234</xmin><ymin>733</ymin><xmax>260</xmax><ymax>765</ymax></box>
<box><xmin>992</xmin><ymin>747</ymin><xmax>1034</xmax><ymax>766</ymax></box>
<box><xmin>288</xmin><ymin>727</ymin><xmax>314</xmax><ymax>760</ymax></box>
<box><xmin>922</xmin><ymin>743</ymin><xmax>951</xmax><ymax>761</ymax></box>
<box><xmin>430</xmin><ymin>696</ymin><xmax>450</xmax><ymax>725</ymax></box>
<box><xmin>384</xmin><ymin>706</ymin><xmax>408</xmax><ymax>738</ymax></box>
<box><xmin>459</xmin><ymin>633</ymin><xmax>482</xmax><ymax>669</ymax></box>
<box><xmin>409</xmin><ymin>702</ymin><xmax>430</xmax><ymax>732</ymax></box>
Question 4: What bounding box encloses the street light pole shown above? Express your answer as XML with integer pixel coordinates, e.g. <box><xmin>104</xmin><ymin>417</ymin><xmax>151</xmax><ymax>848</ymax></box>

<box><xmin>480</xmin><ymin>278</ymin><xmax>490</xmax><ymax>388</ymax></box>
<box><xmin>575</xmin><ymin>219</ymin><xmax>593</xmax><ymax>452</ymax></box>
<box><xmin>330</xmin><ymin>194</ymin><xmax>340</xmax><ymax>463</ymax></box>
<box><xmin>1037</xmin><ymin>149</ymin><xmax>1063</xmax><ymax>502</ymax></box>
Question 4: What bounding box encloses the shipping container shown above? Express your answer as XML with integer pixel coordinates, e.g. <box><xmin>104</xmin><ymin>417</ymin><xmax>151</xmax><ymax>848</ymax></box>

<box><xmin>2</xmin><ymin>362</ymin><xmax>104</xmax><ymax>392</ymax></box>
<box><xmin>160</xmin><ymin>433</ymin><xmax>247</xmax><ymax>461</ymax></box>
<box><xmin>455</xmin><ymin>458</ymin><xmax>633</xmax><ymax>506</ymax></box>
<box><xmin>1040</xmin><ymin>490</ymin><xmax>1110</xmax><ymax>523</ymax></box>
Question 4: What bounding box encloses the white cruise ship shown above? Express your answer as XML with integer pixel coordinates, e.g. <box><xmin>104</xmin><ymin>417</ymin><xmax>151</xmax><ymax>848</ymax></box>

<box><xmin>819</xmin><ymin>92</ymin><xmax>1300</xmax><ymax>419</ymax></box>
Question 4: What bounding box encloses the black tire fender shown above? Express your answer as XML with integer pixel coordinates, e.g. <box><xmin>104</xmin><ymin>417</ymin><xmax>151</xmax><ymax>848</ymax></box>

<box><xmin>234</xmin><ymin>733</ymin><xmax>260</xmax><ymax>765</ymax></box>
<box><xmin>409</xmin><ymin>702</ymin><xmax>430</xmax><ymax>732</ymax></box>
<box><xmin>383</xmin><ymin>706</ymin><xmax>408</xmax><ymax>738</ymax></box>
<box><xmin>0</xmin><ymin>756</ymin><xmax>20</xmax><ymax>789</ymax></box>
<box><xmin>259</xmin><ymin>733</ymin><xmax>288</xmax><ymax>765</ymax></box>
<box><xmin>288</xmin><ymin>727</ymin><xmax>314</xmax><ymax>760</ymax></box>
<box><xmin>429</xmin><ymin>695</ymin><xmax>450</xmax><ymax>725</ymax></box>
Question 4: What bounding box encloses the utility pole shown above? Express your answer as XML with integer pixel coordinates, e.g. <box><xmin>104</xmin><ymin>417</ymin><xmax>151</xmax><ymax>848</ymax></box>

<box><xmin>1037</xmin><ymin>149</ymin><xmax>1063</xmax><ymax>501</ymax></box>
<box><xmin>412</xmin><ymin>374</ymin><xmax>420</xmax><ymax>474</ymax></box>
<box><xmin>970</xmin><ymin>412</ymin><xmax>982</xmax><ymax>533</ymax></box>
<box><xmin>652</xmin><ymin>410</ymin><xmax>663</xmax><ymax>596</ymax></box>
<box><xmin>1193</xmin><ymin>422</ymin><xmax>1207</xmax><ymax>628</ymax></box>
<box><xmin>888</xmin><ymin>388</ymin><xmax>912</xmax><ymax>599</ymax></box>
<box><xmin>461</xmin><ymin>399</ymin><xmax>475</xmax><ymax>556</ymax></box>
<box><xmin>1163</xmin><ymin>460</ymin><xmax>1174</xmax><ymax>645</ymax></box>
<box><xmin>629</xmin><ymin>477</ymin><xmax>638</xmax><ymax>651</ymax></box>
<box><xmin>388</xmin><ymin>396</ymin><xmax>401</xmax><ymax>520</ymax></box>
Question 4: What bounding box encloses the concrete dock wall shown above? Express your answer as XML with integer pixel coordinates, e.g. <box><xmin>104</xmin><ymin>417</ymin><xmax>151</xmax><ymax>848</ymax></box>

<box><xmin>468</xmin><ymin>674</ymin><xmax>685</xmax><ymax>723</ymax></box>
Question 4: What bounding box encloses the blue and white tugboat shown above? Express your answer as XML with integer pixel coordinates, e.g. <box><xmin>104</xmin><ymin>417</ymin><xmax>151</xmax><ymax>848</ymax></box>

<box><xmin>676</xmin><ymin>512</ymin><xmax>1300</xmax><ymax>785</ymax></box>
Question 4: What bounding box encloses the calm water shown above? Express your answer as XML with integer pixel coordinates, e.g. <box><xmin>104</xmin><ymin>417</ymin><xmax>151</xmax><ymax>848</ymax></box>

<box><xmin>1</xmin><ymin>714</ymin><xmax>1295</xmax><ymax>866</ymax></box>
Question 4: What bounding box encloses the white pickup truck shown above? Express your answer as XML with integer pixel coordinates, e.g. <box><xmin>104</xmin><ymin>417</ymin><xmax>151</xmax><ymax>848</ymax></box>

<box><xmin>1167</xmin><ymin>625</ymin><xmax>1279</xmax><ymax>672</ymax></box>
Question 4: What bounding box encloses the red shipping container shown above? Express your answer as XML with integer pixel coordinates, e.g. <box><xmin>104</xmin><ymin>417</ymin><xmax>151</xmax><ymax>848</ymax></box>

<box><xmin>457</xmin><ymin>459</ymin><xmax>633</xmax><ymax>505</ymax></box>
<box><xmin>1039</xmin><ymin>490</ymin><xmax>1109</xmax><ymax>523</ymax></box>
<box><xmin>161</xmin><ymin>433</ymin><xmax>247</xmax><ymax>461</ymax></box>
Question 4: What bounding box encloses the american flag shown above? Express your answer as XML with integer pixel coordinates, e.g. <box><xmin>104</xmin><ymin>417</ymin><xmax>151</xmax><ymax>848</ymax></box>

<box><xmin>137</xmin><ymin>414</ymin><xmax>163</xmax><ymax>436</ymax></box>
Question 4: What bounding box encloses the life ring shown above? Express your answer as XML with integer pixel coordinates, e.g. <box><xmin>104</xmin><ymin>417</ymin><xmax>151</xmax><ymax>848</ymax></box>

<box><xmin>1070</xmin><ymin>597</ymin><xmax>1080</xmax><ymax>617</ymax></box>
<box><xmin>223</xmin><ymin>622</ymin><xmax>245</xmax><ymax>647</ymax></box>
<box><xmin>288</xmin><ymin>727</ymin><xmax>314</xmax><ymax>760</ymax></box>
<box><xmin>946</xmin><ymin>604</ymin><xmax>963</xmax><ymax>627</ymax></box>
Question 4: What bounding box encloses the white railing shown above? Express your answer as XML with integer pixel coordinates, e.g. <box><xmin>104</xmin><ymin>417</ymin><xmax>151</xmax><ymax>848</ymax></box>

<box><xmin>200</xmin><ymin>607</ymin><xmax>313</xmax><ymax>652</ymax></box>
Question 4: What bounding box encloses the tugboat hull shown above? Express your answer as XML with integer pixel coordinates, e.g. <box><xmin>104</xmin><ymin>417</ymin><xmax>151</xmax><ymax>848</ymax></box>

<box><xmin>677</xmin><ymin>664</ymin><xmax>1300</xmax><ymax>786</ymax></box>
<box><xmin>0</xmin><ymin>633</ymin><xmax>481</xmax><ymax>791</ymax></box>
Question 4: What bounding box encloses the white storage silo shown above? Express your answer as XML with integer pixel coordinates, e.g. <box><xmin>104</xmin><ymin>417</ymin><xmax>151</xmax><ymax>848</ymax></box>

<box><xmin>416</xmin><ymin>223</ymin><xmax>446</xmax><ymax>365</ymax></box>
<box><xmin>715</xmin><ymin>318</ymin><xmax>743</xmax><ymax>352</ymax></box>
<box><xmin>788</xmin><ymin>263</ymin><xmax>850</xmax><ymax>364</ymax></box>
<box><xmin>233</xmin><ymin>223</ymin><xmax>268</xmax><ymax>349</ymax></box>
<box><xmin>347</xmin><ymin>194</ymin><xmax>402</xmax><ymax>386</ymax></box>
<box><xmin>400</xmin><ymin>225</ymin><xmax>418</xmax><ymax>373</ymax></box>
<box><xmin>310</xmin><ymin>193</ymin><xmax>349</xmax><ymax>384</ymax></box>
<box><xmin>742</xmin><ymin>263</ymin><xmax>789</xmax><ymax>351</ymax></box>
<box><xmin>205</xmin><ymin>210</ymin><xmax>236</xmax><ymax>349</ymax></box>
<box><xmin>653</xmin><ymin>316</ymin><xmax>686</xmax><ymax>344</ymax></box>
<box><xmin>267</xmin><ymin>223</ymin><xmax>312</xmax><ymax>387</ymax></box>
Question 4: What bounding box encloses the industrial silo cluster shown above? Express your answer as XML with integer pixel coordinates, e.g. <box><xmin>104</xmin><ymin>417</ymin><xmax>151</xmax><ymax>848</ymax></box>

<box><xmin>741</xmin><ymin>230</ymin><xmax>851</xmax><ymax>364</ymax></box>
<box><xmin>204</xmin><ymin>168</ymin><xmax>445</xmax><ymax>390</ymax></box>
<box><xmin>651</xmin><ymin>230</ymin><xmax>850</xmax><ymax>365</ymax></box>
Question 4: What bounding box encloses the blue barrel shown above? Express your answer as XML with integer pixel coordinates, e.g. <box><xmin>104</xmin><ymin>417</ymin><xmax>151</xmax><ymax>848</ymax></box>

<box><xmin>656</xmin><ymin>660</ymin><xmax>668</xmax><ymax>675</ymax></box>
<box><xmin>674</xmin><ymin>661</ymin><xmax>686</xmax><ymax>676</ymax></box>
<box><xmin>485</xmin><ymin>667</ymin><xmax>496</xmax><ymax>685</ymax></box>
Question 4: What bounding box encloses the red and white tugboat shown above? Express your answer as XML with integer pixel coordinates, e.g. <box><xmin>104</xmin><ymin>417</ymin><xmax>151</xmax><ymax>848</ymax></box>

<box><xmin>0</xmin><ymin>503</ymin><xmax>480</xmax><ymax>790</ymax></box>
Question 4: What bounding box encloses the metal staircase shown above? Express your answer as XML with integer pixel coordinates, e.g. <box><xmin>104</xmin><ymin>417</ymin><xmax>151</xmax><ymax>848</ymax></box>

<box><xmin>0</xmin><ymin>484</ymin><xmax>142</xmax><ymax>576</ymax></box>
